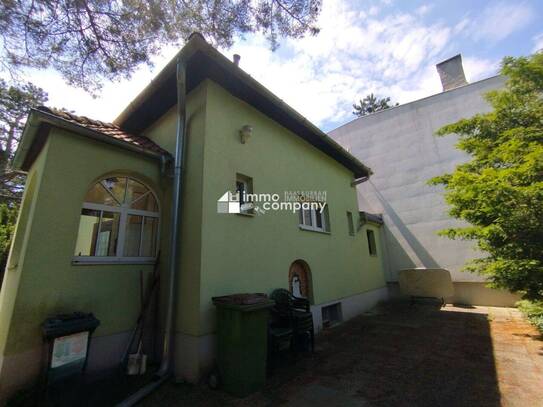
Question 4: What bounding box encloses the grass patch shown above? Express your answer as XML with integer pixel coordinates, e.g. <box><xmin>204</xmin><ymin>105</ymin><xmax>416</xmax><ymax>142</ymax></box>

<box><xmin>517</xmin><ymin>300</ymin><xmax>543</xmax><ymax>333</ymax></box>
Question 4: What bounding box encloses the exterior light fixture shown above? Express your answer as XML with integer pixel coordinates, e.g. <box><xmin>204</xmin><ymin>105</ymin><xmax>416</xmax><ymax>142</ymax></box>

<box><xmin>239</xmin><ymin>125</ymin><xmax>253</xmax><ymax>144</ymax></box>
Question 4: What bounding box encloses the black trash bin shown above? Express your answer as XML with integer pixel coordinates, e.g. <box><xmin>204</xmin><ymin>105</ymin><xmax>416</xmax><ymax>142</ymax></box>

<box><xmin>42</xmin><ymin>312</ymin><xmax>100</xmax><ymax>384</ymax></box>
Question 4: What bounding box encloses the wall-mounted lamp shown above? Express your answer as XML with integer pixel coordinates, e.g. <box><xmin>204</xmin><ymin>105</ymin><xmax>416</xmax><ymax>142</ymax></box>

<box><xmin>239</xmin><ymin>125</ymin><xmax>253</xmax><ymax>144</ymax></box>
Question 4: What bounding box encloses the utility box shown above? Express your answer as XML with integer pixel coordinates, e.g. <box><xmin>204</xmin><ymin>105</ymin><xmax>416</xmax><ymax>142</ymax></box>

<box><xmin>42</xmin><ymin>312</ymin><xmax>100</xmax><ymax>384</ymax></box>
<box><xmin>212</xmin><ymin>294</ymin><xmax>274</xmax><ymax>397</ymax></box>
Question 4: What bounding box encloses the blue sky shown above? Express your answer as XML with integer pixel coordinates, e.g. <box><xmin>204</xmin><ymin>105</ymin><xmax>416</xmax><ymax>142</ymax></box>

<box><xmin>25</xmin><ymin>0</ymin><xmax>543</xmax><ymax>132</ymax></box>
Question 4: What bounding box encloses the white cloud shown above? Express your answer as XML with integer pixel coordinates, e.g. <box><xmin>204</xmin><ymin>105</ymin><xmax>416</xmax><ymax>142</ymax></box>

<box><xmin>533</xmin><ymin>33</ymin><xmax>543</xmax><ymax>53</ymax></box>
<box><xmin>225</xmin><ymin>0</ymin><xmax>456</xmax><ymax>129</ymax></box>
<box><xmin>462</xmin><ymin>57</ymin><xmax>500</xmax><ymax>82</ymax></box>
<box><xmin>416</xmin><ymin>4</ymin><xmax>433</xmax><ymax>16</ymax></box>
<box><xmin>471</xmin><ymin>2</ymin><xmax>534</xmax><ymax>43</ymax></box>
<box><xmin>18</xmin><ymin>0</ymin><xmax>504</xmax><ymax>131</ymax></box>
<box><xmin>16</xmin><ymin>45</ymin><xmax>180</xmax><ymax>122</ymax></box>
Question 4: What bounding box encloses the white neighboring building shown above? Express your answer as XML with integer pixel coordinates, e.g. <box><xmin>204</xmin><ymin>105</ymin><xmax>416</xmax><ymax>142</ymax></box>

<box><xmin>329</xmin><ymin>55</ymin><xmax>519</xmax><ymax>306</ymax></box>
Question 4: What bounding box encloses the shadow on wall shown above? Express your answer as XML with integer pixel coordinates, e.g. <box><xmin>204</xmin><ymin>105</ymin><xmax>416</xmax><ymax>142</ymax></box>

<box><xmin>369</xmin><ymin>181</ymin><xmax>441</xmax><ymax>273</ymax></box>
<box><xmin>381</xmin><ymin>223</ymin><xmax>416</xmax><ymax>274</ymax></box>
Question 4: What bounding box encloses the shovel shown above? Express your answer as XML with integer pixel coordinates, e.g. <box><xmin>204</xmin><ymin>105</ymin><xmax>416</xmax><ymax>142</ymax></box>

<box><xmin>127</xmin><ymin>340</ymin><xmax>147</xmax><ymax>375</ymax></box>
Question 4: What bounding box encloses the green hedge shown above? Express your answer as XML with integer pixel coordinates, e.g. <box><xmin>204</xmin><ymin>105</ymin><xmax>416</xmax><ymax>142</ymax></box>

<box><xmin>517</xmin><ymin>300</ymin><xmax>543</xmax><ymax>333</ymax></box>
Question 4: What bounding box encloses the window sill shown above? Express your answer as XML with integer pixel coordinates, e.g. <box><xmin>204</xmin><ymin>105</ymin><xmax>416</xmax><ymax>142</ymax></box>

<box><xmin>236</xmin><ymin>211</ymin><xmax>255</xmax><ymax>217</ymax></box>
<box><xmin>72</xmin><ymin>257</ymin><xmax>157</xmax><ymax>266</ymax></box>
<box><xmin>298</xmin><ymin>225</ymin><xmax>330</xmax><ymax>235</ymax></box>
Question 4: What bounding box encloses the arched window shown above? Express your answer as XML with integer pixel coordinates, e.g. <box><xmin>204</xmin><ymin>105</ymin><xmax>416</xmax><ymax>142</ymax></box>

<box><xmin>73</xmin><ymin>176</ymin><xmax>159</xmax><ymax>263</ymax></box>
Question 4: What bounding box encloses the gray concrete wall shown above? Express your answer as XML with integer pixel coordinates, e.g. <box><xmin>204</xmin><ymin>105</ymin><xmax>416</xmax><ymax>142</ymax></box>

<box><xmin>329</xmin><ymin>76</ymin><xmax>506</xmax><ymax>284</ymax></box>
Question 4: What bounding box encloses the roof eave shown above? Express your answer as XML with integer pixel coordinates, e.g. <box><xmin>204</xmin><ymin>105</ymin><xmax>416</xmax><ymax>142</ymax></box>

<box><xmin>114</xmin><ymin>33</ymin><xmax>371</xmax><ymax>179</ymax></box>
<box><xmin>114</xmin><ymin>33</ymin><xmax>205</xmax><ymax>128</ymax></box>
<box><xmin>15</xmin><ymin>109</ymin><xmax>170</xmax><ymax>172</ymax></box>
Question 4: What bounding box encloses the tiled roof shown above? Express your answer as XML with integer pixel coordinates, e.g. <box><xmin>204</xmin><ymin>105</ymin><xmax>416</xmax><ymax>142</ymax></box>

<box><xmin>37</xmin><ymin>106</ymin><xmax>169</xmax><ymax>157</ymax></box>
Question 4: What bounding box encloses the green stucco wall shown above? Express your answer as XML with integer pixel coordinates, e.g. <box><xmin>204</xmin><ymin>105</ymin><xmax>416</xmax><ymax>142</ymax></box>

<box><xmin>0</xmin><ymin>128</ymin><xmax>163</xmax><ymax>356</ymax></box>
<box><xmin>0</xmin><ymin>145</ymin><xmax>46</xmax><ymax>357</ymax></box>
<box><xmin>0</xmin><ymin>78</ymin><xmax>386</xmax><ymax>367</ymax></box>
<box><xmin>143</xmin><ymin>82</ymin><xmax>208</xmax><ymax>337</ymax></box>
<box><xmin>197</xmin><ymin>80</ymin><xmax>386</xmax><ymax>335</ymax></box>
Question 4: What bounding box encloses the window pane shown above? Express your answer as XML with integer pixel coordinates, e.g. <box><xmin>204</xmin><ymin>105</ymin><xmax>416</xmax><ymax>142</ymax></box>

<box><xmin>347</xmin><ymin>211</ymin><xmax>354</xmax><ymax>235</ymax></box>
<box><xmin>131</xmin><ymin>192</ymin><xmax>158</xmax><ymax>212</ymax></box>
<box><xmin>96</xmin><ymin>211</ymin><xmax>120</xmax><ymax>256</ymax></box>
<box><xmin>303</xmin><ymin>209</ymin><xmax>312</xmax><ymax>226</ymax></box>
<box><xmin>367</xmin><ymin>230</ymin><xmax>377</xmax><ymax>256</ymax></box>
<box><xmin>141</xmin><ymin>217</ymin><xmax>158</xmax><ymax>257</ymax></box>
<box><xmin>84</xmin><ymin>183</ymin><xmax>120</xmax><ymax>206</ymax></box>
<box><xmin>74</xmin><ymin>209</ymin><xmax>100</xmax><ymax>256</ymax></box>
<box><xmin>124</xmin><ymin>215</ymin><xmax>143</xmax><ymax>257</ymax></box>
<box><xmin>101</xmin><ymin>177</ymin><xmax>126</xmax><ymax>204</ymax></box>
<box><xmin>315</xmin><ymin>208</ymin><xmax>323</xmax><ymax>229</ymax></box>
<box><xmin>236</xmin><ymin>181</ymin><xmax>246</xmax><ymax>205</ymax></box>
<box><xmin>126</xmin><ymin>179</ymin><xmax>150</xmax><ymax>205</ymax></box>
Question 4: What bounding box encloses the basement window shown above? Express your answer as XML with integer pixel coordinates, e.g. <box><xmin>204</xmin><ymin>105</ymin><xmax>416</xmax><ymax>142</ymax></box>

<box><xmin>322</xmin><ymin>303</ymin><xmax>342</xmax><ymax>328</ymax></box>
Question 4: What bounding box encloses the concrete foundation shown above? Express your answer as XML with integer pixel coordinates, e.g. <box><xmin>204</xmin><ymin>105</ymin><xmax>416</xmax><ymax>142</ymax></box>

<box><xmin>387</xmin><ymin>281</ymin><xmax>519</xmax><ymax>307</ymax></box>
<box><xmin>174</xmin><ymin>332</ymin><xmax>216</xmax><ymax>384</ymax></box>
<box><xmin>311</xmin><ymin>286</ymin><xmax>389</xmax><ymax>333</ymax></box>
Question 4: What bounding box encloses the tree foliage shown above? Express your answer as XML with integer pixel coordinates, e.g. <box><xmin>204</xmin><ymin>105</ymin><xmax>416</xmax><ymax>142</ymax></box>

<box><xmin>353</xmin><ymin>93</ymin><xmax>398</xmax><ymax>117</ymax></box>
<box><xmin>0</xmin><ymin>203</ymin><xmax>18</xmax><ymax>284</ymax></box>
<box><xmin>429</xmin><ymin>53</ymin><xmax>543</xmax><ymax>301</ymax></box>
<box><xmin>0</xmin><ymin>80</ymin><xmax>48</xmax><ymax>202</ymax></box>
<box><xmin>0</xmin><ymin>0</ymin><xmax>321</xmax><ymax>92</ymax></box>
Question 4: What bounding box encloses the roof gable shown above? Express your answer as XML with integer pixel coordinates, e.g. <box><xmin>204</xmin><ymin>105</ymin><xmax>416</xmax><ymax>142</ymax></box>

<box><xmin>115</xmin><ymin>33</ymin><xmax>371</xmax><ymax>179</ymax></box>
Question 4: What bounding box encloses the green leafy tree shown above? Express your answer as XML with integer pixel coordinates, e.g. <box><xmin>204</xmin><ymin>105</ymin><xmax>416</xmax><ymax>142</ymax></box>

<box><xmin>353</xmin><ymin>93</ymin><xmax>398</xmax><ymax>117</ymax></box>
<box><xmin>429</xmin><ymin>53</ymin><xmax>543</xmax><ymax>301</ymax></box>
<box><xmin>0</xmin><ymin>0</ymin><xmax>321</xmax><ymax>92</ymax></box>
<box><xmin>0</xmin><ymin>203</ymin><xmax>18</xmax><ymax>285</ymax></box>
<box><xmin>0</xmin><ymin>80</ymin><xmax>48</xmax><ymax>202</ymax></box>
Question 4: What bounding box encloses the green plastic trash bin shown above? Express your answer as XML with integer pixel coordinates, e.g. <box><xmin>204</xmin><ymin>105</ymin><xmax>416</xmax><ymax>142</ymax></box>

<box><xmin>212</xmin><ymin>293</ymin><xmax>275</xmax><ymax>397</ymax></box>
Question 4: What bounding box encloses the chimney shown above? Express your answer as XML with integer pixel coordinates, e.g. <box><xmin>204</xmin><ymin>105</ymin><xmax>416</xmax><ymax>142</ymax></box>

<box><xmin>233</xmin><ymin>54</ymin><xmax>241</xmax><ymax>66</ymax></box>
<box><xmin>436</xmin><ymin>54</ymin><xmax>468</xmax><ymax>91</ymax></box>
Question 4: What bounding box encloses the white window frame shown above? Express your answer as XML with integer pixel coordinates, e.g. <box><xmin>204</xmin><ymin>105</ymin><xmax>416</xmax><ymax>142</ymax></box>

<box><xmin>73</xmin><ymin>177</ymin><xmax>160</xmax><ymax>265</ymax></box>
<box><xmin>299</xmin><ymin>204</ymin><xmax>329</xmax><ymax>233</ymax></box>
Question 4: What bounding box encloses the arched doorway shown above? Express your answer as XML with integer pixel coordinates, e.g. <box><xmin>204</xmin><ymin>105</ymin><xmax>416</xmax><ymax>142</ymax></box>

<box><xmin>288</xmin><ymin>260</ymin><xmax>313</xmax><ymax>303</ymax></box>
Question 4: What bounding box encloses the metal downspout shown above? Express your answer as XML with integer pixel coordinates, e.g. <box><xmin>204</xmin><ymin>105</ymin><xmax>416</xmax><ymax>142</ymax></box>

<box><xmin>117</xmin><ymin>58</ymin><xmax>186</xmax><ymax>406</ymax></box>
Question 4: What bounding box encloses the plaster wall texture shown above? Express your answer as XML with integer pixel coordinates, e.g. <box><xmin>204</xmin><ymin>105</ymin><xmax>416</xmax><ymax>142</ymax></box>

<box><xmin>329</xmin><ymin>76</ymin><xmax>506</xmax><ymax>285</ymax></box>
<box><xmin>0</xmin><ymin>78</ymin><xmax>388</xmax><ymax>395</ymax></box>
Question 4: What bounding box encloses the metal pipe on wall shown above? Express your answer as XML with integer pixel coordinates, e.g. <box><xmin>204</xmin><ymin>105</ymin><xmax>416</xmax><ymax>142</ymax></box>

<box><xmin>117</xmin><ymin>58</ymin><xmax>187</xmax><ymax>407</ymax></box>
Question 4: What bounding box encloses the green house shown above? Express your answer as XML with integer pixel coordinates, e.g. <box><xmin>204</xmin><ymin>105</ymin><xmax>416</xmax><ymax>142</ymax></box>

<box><xmin>0</xmin><ymin>33</ymin><xmax>386</xmax><ymax>398</ymax></box>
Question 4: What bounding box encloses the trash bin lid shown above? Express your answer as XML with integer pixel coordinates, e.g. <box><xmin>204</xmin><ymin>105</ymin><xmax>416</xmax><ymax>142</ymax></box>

<box><xmin>212</xmin><ymin>293</ymin><xmax>270</xmax><ymax>306</ymax></box>
<box><xmin>42</xmin><ymin>312</ymin><xmax>100</xmax><ymax>339</ymax></box>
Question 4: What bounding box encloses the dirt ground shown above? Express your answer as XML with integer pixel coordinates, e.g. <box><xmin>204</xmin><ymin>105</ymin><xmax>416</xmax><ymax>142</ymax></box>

<box><xmin>140</xmin><ymin>302</ymin><xmax>543</xmax><ymax>407</ymax></box>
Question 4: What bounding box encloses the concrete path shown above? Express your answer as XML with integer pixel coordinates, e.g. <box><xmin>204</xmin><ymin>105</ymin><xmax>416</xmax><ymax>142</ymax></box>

<box><xmin>142</xmin><ymin>303</ymin><xmax>543</xmax><ymax>406</ymax></box>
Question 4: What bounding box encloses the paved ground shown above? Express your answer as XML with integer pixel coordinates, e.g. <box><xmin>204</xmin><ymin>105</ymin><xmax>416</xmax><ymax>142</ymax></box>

<box><xmin>141</xmin><ymin>302</ymin><xmax>543</xmax><ymax>407</ymax></box>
